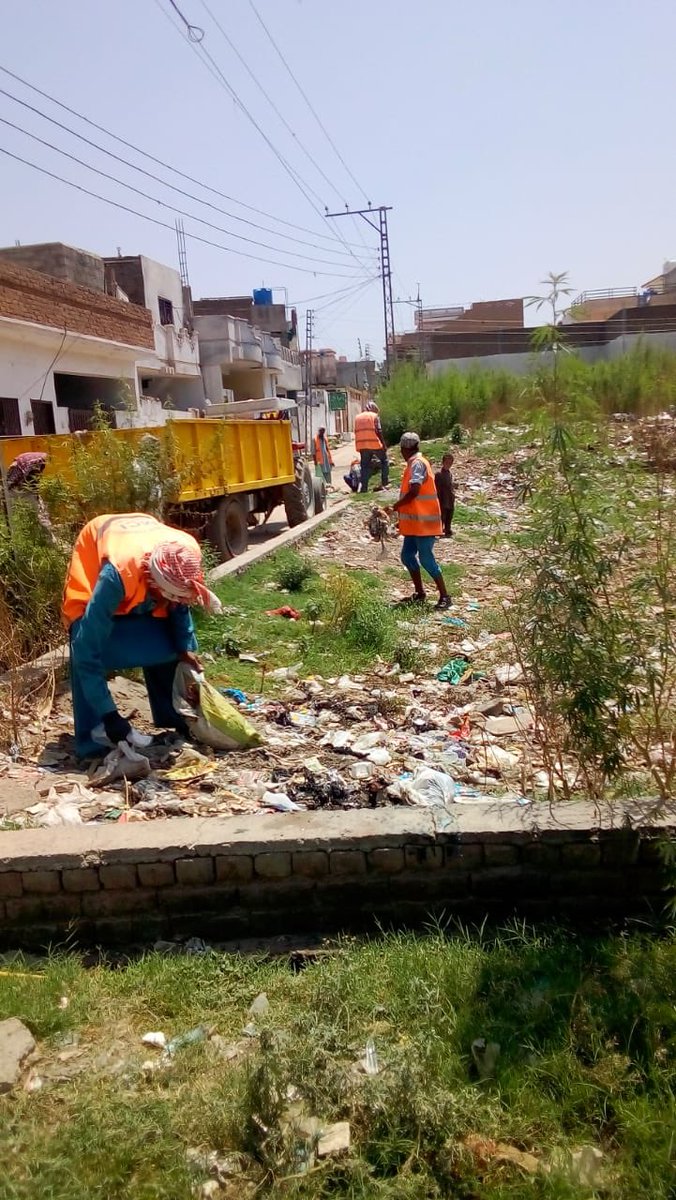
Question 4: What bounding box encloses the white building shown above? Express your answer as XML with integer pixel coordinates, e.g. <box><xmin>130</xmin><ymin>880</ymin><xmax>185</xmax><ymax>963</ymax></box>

<box><xmin>0</xmin><ymin>244</ymin><xmax>204</xmax><ymax>437</ymax></box>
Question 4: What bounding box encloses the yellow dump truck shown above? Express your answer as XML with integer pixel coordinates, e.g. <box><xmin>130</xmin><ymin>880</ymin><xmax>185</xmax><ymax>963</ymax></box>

<box><xmin>0</xmin><ymin>406</ymin><xmax>325</xmax><ymax>562</ymax></box>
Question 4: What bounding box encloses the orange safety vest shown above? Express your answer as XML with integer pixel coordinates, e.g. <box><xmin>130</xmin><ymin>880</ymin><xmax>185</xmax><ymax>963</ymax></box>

<box><xmin>313</xmin><ymin>434</ymin><xmax>333</xmax><ymax>466</ymax></box>
<box><xmin>354</xmin><ymin>410</ymin><xmax>382</xmax><ymax>451</ymax></box>
<box><xmin>62</xmin><ymin>513</ymin><xmax>201</xmax><ymax>627</ymax></box>
<box><xmin>398</xmin><ymin>454</ymin><xmax>442</xmax><ymax>537</ymax></box>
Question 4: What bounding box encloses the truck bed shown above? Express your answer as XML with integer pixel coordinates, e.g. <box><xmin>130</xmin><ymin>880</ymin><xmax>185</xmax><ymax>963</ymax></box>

<box><xmin>0</xmin><ymin>418</ymin><xmax>296</xmax><ymax>505</ymax></box>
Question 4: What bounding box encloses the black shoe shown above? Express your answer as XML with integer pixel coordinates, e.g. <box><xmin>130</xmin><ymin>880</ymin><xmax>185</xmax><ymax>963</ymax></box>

<box><xmin>395</xmin><ymin>593</ymin><xmax>427</xmax><ymax>607</ymax></box>
<box><xmin>435</xmin><ymin>596</ymin><xmax>452</xmax><ymax>611</ymax></box>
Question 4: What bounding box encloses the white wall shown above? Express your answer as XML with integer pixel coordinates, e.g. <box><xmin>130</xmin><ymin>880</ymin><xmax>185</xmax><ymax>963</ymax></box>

<box><xmin>0</xmin><ymin>320</ymin><xmax>142</xmax><ymax>434</ymax></box>
<box><xmin>427</xmin><ymin>329</ymin><xmax>676</xmax><ymax>379</ymax></box>
<box><xmin>139</xmin><ymin>256</ymin><xmax>200</xmax><ymax>375</ymax></box>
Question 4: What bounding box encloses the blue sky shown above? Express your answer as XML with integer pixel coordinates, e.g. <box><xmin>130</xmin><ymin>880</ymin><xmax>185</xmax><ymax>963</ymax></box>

<box><xmin>2</xmin><ymin>0</ymin><xmax>675</xmax><ymax>358</ymax></box>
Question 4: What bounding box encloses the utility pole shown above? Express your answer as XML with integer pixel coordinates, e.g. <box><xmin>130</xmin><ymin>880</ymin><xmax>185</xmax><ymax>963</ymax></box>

<box><xmin>416</xmin><ymin>283</ymin><xmax>424</xmax><ymax>367</ymax></box>
<box><xmin>304</xmin><ymin>308</ymin><xmax>314</xmax><ymax>452</ymax></box>
<box><xmin>325</xmin><ymin>204</ymin><xmax>396</xmax><ymax>377</ymax></box>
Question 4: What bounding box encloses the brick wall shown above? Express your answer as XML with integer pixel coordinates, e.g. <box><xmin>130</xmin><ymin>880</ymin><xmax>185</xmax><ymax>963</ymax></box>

<box><xmin>0</xmin><ymin>243</ymin><xmax>105</xmax><ymax>292</ymax></box>
<box><xmin>0</xmin><ymin>260</ymin><xmax>155</xmax><ymax>349</ymax></box>
<box><xmin>0</xmin><ymin>802</ymin><xmax>671</xmax><ymax>950</ymax></box>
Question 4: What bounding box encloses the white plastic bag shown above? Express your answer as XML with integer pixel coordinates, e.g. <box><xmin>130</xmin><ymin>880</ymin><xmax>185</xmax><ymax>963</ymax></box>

<box><xmin>400</xmin><ymin>766</ymin><xmax>455</xmax><ymax>808</ymax></box>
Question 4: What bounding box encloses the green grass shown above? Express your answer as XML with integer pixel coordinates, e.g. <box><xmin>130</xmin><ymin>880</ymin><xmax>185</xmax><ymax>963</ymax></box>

<box><xmin>194</xmin><ymin>551</ymin><xmax>464</xmax><ymax>691</ymax></box>
<box><xmin>2</xmin><ymin>925</ymin><xmax>676</xmax><ymax>1198</ymax></box>
<box><xmin>379</xmin><ymin>346</ymin><xmax>676</xmax><ymax>445</ymax></box>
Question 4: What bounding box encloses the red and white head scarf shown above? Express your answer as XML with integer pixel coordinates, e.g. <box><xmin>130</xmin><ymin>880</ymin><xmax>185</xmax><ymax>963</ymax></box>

<box><xmin>147</xmin><ymin>541</ymin><xmax>222</xmax><ymax>614</ymax></box>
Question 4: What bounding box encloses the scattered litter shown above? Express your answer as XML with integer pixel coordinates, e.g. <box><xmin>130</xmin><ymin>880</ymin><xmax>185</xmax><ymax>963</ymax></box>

<box><xmin>462</xmin><ymin>1133</ymin><xmax>540</xmax><ymax>1175</ymax></box>
<box><xmin>163</xmin><ymin>1024</ymin><xmax>212</xmax><ymax>1059</ymax></box>
<box><xmin>260</xmin><ymin>791</ymin><xmax>304</xmax><ymax>812</ymax></box>
<box><xmin>248</xmin><ymin>992</ymin><xmax>270</xmax><ymax>1018</ymax></box>
<box><xmin>437</xmin><ymin>658</ymin><xmax>470</xmax><ymax>685</ymax></box>
<box><xmin>222</xmin><ymin>687</ymin><xmax>248</xmax><ymax>705</ymax></box>
<box><xmin>317</xmin><ymin>1121</ymin><xmax>351</xmax><ymax>1158</ymax></box>
<box><xmin>395</xmin><ymin>766</ymin><xmax>455</xmax><ymax>808</ymax></box>
<box><xmin>0</xmin><ymin>1018</ymin><xmax>36</xmax><ymax>1094</ymax></box>
<box><xmin>268</xmin><ymin>663</ymin><xmax>302</xmax><ymax>680</ymax></box>
<box><xmin>551</xmin><ymin>1144</ymin><xmax>606</xmax><ymax>1188</ymax></box>
<box><xmin>471</xmin><ymin>1038</ymin><xmax>501</xmax><ymax>1079</ymax></box>
<box><xmin>357</xmin><ymin>1036</ymin><xmax>380</xmax><ymax>1075</ymax></box>
<box><xmin>266</xmin><ymin>606</ymin><xmax>301</xmax><ymax>620</ymax></box>
<box><xmin>141</xmin><ymin>1031</ymin><xmax>167</xmax><ymax>1049</ymax></box>
<box><xmin>89</xmin><ymin>742</ymin><xmax>151</xmax><ymax>787</ymax></box>
<box><xmin>173</xmin><ymin>664</ymin><xmax>262</xmax><ymax>751</ymax></box>
<box><xmin>495</xmin><ymin>663</ymin><xmax>524</xmax><ymax>685</ymax></box>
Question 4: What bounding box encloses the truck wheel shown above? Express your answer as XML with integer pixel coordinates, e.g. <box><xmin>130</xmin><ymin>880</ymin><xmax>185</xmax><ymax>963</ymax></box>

<box><xmin>283</xmin><ymin>461</ymin><xmax>315</xmax><ymax>527</ymax></box>
<box><xmin>312</xmin><ymin>475</ymin><xmax>327</xmax><ymax>513</ymax></box>
<box><xmin>209</xmin><ymin>496</ymin><xmax>249</xmax><ymax>561</ymax></box>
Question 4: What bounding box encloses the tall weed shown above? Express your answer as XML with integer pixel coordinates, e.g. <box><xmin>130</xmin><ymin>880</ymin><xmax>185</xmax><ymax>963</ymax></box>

<box><xmin>380</xmin><ymin>347</ymin><xmax>676</xmax><ymax>444</ymax></box>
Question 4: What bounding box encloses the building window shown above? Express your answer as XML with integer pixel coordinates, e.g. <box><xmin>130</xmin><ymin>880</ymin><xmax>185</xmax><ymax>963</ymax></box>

<box><xmin>30</xmin><ymin>400</ymin><xmax>56</xmax><ymax>436</ymax></box>
<box><xmin>0</xmin><ymin>397</ymin><xmax>21</xmax><ymax>436</ymax></box>
<box><xmin>158</xmin><ymin>297</ymin><xmax>174</xmax><ymax>326</ymax></box>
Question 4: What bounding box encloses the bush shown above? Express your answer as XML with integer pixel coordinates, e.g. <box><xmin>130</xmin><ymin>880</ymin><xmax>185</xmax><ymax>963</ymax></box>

<box><xmin>273</xmin><ymin>552</ymin><xmax>315</xmax><ymax>593</ymax></box>
<box><xmin>378</xmin><ymin>347</ymin><xmax>676</xmax><ymax>445</ymax></box>
<box><xmin>0</xmin><ymin>503</ymin><xmax>68</xmax><ymax>669</ymax></box>
<box><xmin>41</xmin><ymin>415</ymin><xmax>181</xmax><ymax>542</ymax></box>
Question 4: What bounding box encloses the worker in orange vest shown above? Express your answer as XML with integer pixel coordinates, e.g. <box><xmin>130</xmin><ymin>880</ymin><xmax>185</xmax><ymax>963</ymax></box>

<box><xmin>353</xmin><ymin>401</ymin><xmax>389</xmax><ymax>493</ymax></box>
<box><xmin>387</xmin><ymin>431</ymin><xmax>451</xmax><ymax>609</ymax></box>
<box><xmin>62</xmin><ymin>513</ymin><xmax>223</xmax><ymax>758</ymax></box>
<box><xmin>313</xmin><ymin>427</ymin><xmax>334</xmax><ymax>484</ymax></box>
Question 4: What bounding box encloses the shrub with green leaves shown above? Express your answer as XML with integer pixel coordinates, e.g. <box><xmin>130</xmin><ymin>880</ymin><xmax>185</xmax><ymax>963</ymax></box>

<box><xmin>0</xmin><ymin>503</ymin><xmax>68</xmax><ymax>667</ymax></box>
<box><xmin>273</xmin><ymin>552</ymin><xmax>316</xmax><ymax>593</ymax></box>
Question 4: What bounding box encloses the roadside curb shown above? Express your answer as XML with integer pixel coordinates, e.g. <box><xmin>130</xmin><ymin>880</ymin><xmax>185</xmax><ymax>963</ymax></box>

<box><xmin>208</xmin><ymin>498</ymin><xmax>351</xmax><ymax>583</ymax></box>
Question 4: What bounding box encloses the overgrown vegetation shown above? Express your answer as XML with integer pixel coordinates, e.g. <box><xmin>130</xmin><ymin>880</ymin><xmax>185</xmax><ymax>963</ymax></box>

<box><xmin>379</xmin><ymin>345</ymin><xmax>676</xmax><ymax>444</ymax></box>
<box><xmin>40</xmin><ymin>410</ymin><xmax>181</xmax><ymax>541</ymax></box>
<box><xmin>0</xmin><ymin>414</ymin><xmax>182</xmax><ymax>675</ymax></box>
<box><xmin>504</xmin><ymin>276</ymin><xmax>676</xmax><ymax>803</ymax></box>
<box><xmin>2</xmin><ymin>925</ymin><xmax>676</xmax><ymax>1198</ymax></box>
<box><xmin>195</xmin><ymin>549</ymin><xmax>456</xmax><ymax>689</ymax></box>
<box><xmin>273</xmin><ymin>552</ymin><xmax>316</xmax><ymax>593</ymax></box>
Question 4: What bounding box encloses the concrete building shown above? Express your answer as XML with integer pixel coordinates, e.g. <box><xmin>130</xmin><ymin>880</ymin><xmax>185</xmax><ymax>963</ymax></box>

<box><xmin>103</xmin><ymin>254</ymin><xmax>204</xmax><ymax>412</ymax></box>
<box><xmin>425</xmin><ymin>302</ymin><xmax>676</xmax><ymax>378</ymax></box>
<box><xmin>0</xmin><ymin>243</ymin><xmax>204</xmax><ymax>435</ymax></box>
<box><xmin>0</xmin><ymin>258</ymin><xmax>161</xmax><ymax>436</ymax></box>
<box><xmin>193</xmin><ymin>293</ymin><xmax>302</xmax><ymax>404</ymax></box>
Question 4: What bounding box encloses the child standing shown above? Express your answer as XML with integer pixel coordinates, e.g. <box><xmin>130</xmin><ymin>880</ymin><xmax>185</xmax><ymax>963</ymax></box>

<box><xmin>434</xmin><ymin>453</ymin><xmax>455</xmax><ymax>538</ymax></box>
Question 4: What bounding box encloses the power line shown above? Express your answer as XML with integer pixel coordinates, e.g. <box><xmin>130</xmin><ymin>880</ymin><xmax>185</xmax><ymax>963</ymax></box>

<box><xmin>0</xmin><ymin>116</ymin><xmax>369</xmax><ymax>273</ymax></box>
<box><xmin>199</xmin><ymin>0</ymin><xmax>346</xmax><ymax>206</ymax></box>
<box><xmin>0</xmin><ymin>82</ymin><xmax>374</xmax><ymax>261</ymax></box>
<box><xmin>190</xmin><ymin>0</ymin><xmax>374</xmax><ymax>276</ymax></box>
<box><xmin>155</xmin><ymin>0</ymin><xmax>332</xmax><ymax>225</ymax></box>
<box><xmin>0</xmin><ymin>64</ymin><xmax>352</xmax><ymax>247</ymax></box>
<box><xmin>0</xmin><ymin>145</ymin><xmax>367</xmax><ymax>278</ymax></box>
<box><xmin>248</xmin><ymin>0</ymin><xmax>370</xmax><ymax>206</ymax></box>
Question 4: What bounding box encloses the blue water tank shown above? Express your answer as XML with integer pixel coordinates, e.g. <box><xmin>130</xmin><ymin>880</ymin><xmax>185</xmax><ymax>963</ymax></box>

<box><xmin>253</xmin><ymin>288</ymin><xmax>273</xmax><ymax>306</ymax></box>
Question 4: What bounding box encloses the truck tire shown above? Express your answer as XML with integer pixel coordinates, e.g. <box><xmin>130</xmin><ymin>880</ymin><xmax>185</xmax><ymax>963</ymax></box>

<box><xmin>283</xmin><ymin>461</ymin><xmax>315</xmax><ymax>527</ymax></box>
<box><xmin>208</xmin><ymin>496</ymin><xmax>249</xmax><ymax>562</ymax></box>
<box><xmin>312</xmin><ymin>475</ymin><xmax>327</xmax><ymax>513</ymax></box>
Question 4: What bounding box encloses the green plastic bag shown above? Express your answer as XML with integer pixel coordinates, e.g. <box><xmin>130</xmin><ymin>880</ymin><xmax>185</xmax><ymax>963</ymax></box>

<box><xmin>436</xmin><ymin>657</ymin><xmax>470</xmax><ymax>685</ymax></box>
<box><xmin>173</xmin><ymin>663</ymin><xmax>263</xmax><ymax>751</ymax></box>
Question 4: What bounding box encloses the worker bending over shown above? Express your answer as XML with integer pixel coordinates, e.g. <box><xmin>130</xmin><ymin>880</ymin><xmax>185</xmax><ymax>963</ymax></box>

<box><xmin>354</xmin><ymin>401</ymin><xmax>389</xmax><ymax>492</ymax></box>
<box><xmin>62</xmin><ymin>513</ymin><xmax>222</xmax><ymax>758</ymax></box>
<box><xmin>388</xmin><ymin>432</ymin><xmax>451</xmax><ymax>610</ymax></box>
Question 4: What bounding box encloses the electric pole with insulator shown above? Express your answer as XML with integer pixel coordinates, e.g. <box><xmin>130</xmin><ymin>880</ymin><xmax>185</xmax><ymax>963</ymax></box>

<box><xmin>325</xmin><ymin>204</ymin><xmax>396</xmax><ymax>377</ymax></box>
